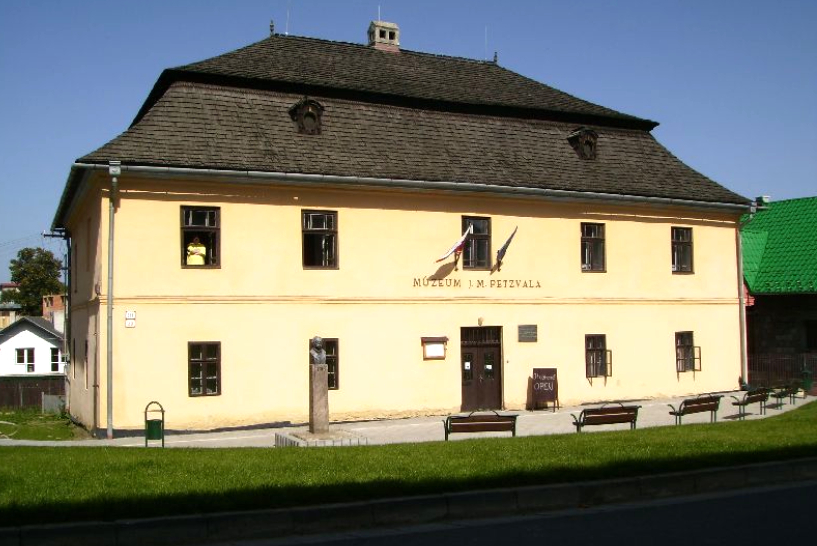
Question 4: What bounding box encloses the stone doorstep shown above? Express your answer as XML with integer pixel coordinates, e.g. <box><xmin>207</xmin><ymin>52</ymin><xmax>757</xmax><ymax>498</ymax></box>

<box><xmin>5</xmin><ymin>458</ymin><xmax>817</xmax><ymax>546</ymax></box>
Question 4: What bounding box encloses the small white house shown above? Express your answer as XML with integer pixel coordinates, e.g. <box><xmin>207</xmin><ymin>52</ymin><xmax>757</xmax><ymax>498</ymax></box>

<box><xmin>0</xmin><ymin>317</ymin><xmax>66</xmax><ymax>376</ymax></box>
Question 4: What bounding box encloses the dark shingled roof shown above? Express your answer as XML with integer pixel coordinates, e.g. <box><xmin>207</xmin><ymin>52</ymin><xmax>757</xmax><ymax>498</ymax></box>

<box><xmin>132</xmin><ymin>34</ymin><xmax>652</xmax><ymax>129</ymax></box>
<box><xmin>81</xmin><ymin>83</ymin><xmax>746</xmax><ymax>205</ymax></box>
<box><xmin>56</xmin><ymin>31</ymin><xmax>750</xmax><ymax>227</ymax></box>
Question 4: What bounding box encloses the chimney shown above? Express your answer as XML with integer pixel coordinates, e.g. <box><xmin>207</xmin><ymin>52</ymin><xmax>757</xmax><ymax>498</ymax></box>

<box><xmin>368</xmin><ymin>21</ymin><xmax>400</xmax><ymax>52</ymax></box>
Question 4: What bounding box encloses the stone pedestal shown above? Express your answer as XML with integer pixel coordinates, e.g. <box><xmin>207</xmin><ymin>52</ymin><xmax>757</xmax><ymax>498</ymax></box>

<box><xmin>309</xmin><ymin>363</ymin><xmax>329</xmax><ymax>434</ymax></box>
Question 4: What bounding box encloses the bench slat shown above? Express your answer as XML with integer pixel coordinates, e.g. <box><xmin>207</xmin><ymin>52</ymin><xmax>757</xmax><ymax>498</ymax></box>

<box><xmin>443</xmin><ymin>413</ymin><xmax>517</xmax><ymax>440</ymax></box>
<box><xmin>571</xmin><ymin>404</ymin><xmax>640</xmax><ymax>432</ymax></box>
<box><xmin>449</xmin><ymin>422</ymin><xmax>515</xmax><ymax>433</ymax></box>
<box><xmin>730</xmin><ymin>389</ymin><xmax>768</xmax><ymax>420</ymax></box>
<box><xmin>668</xmin><ymin>395</ymin><xmax>722</xmax><ymax>425</ymax></box>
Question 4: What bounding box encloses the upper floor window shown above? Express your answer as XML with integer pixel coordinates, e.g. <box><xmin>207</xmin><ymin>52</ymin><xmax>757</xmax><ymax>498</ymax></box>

<box><xmin>581</xmin><ymin>223</ymin><xmax>605</xmax><ymax>272</ymax></box>
<box><xmin>182</xmin><ymin>207</ymin><xmax>220</xmax><ymax>267</ymax></box>
<box><xmin>675</xmin><ymin>331</ymin><xmax>701</xmax><ymax>372</ymax></box>
<box><xmin>585</xmin><ymin>335</ymin><xmax>612</xmax><ymax>378</ymax></box>
<box><xmin>302</xmin><ymin>210</ymin><xmax>338</xmax><ymax>269</ymax></box>
<box><xmin>189</xmin><ymin>342</ymin><xmax>221</xmax><ymax>396</ymax></box>
<box><xmin>462</xmin><ymin>216</ymin><xmax>491</xmax><ymax>270</ymax></box>
<box><xmin>671</xmin><ymin>227</ymin><xmax>693</xmax><ymax>273</ymax></box>
<box><xmin>16</xmin><ymin>348</ymin><xmax>35</xmax><ymax>373</ymax></box>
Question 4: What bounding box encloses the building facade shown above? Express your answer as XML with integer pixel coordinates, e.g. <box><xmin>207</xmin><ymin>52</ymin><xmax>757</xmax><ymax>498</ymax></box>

<box><xmin>53</xmin><ymin>21</ymin><xmax>750</xmax><ymax>433</ymax></box>
<box><xmin>0</xmin><ymin>317</ymin><xmax>65</xmax><ymax>377</ymax></box>
<box><xmin>742</xmin><ymin>196</ymin><xmax>817</xmax><ymax>389</ymax></box>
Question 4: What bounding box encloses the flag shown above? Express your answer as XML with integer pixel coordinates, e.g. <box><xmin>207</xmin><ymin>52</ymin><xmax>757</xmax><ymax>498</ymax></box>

<box><xmin>495</xmin><ymin>226</ymin><xmax>518</xmax><ymax>269</ymax></box>
<box><xmin>436</xmin><ymin>224</ymin><xmax>473</xmax><ymax>262</ymax></box>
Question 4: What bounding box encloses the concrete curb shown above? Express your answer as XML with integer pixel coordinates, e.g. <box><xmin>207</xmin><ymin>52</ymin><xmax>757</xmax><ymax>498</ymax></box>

<box><xmin>2</xmin><ymin>457</ymin><xmax>816</xmax><ymax>546</ymax></box>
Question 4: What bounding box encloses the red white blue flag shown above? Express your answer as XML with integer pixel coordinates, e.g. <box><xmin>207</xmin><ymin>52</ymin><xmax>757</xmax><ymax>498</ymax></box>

<box><xmin>436</xmin><ymin>224</ymin><xmax>473</xmax><ymax>262</ymax></box>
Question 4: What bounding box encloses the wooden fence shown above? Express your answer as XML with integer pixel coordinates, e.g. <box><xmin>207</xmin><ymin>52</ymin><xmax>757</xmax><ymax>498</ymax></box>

<box><xmin>0</xmin><ymin>376</ymin><xmax>66</xmax><ymax>410</ymax></box>
<box><xmin>748</xmin><ymin>353</ymin><xmax>817</xmax><ymax>394</ymax></box>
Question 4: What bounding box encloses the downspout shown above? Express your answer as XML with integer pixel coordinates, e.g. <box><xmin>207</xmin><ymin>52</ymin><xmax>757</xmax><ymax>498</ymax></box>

<box><xmin>736</xmin><ymin>199</ymin><xmax>760</xmax><ymax>387</ymax></box>
<box><xmin>65</xmin><ymin>235</ymin><xmax>72</xmax><ymax>413</ymax></box>
<box><xmin>106</xmin><ymin>161</ymin><xmax>121</xmax><ymax>439</ymax></box>
<box><xmin>736</xmin><ymin>227</ymin><xmax>748</xmax><ymax>386</ymax></box>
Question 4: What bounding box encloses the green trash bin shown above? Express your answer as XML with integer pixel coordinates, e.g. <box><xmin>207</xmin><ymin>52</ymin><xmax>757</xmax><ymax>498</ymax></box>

<box><xmin>802</xmin><ymin>368</ymin><xmax>813</xmax><ymax>397</ymax></box>
<box><xmin>144</xmin><ymin>401</ymin><xmax>165</xmax><ymax>447</ymax></box>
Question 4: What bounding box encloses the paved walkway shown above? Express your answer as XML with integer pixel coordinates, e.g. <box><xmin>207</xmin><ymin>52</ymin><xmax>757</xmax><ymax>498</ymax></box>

<box><xmin>1</xmin><ymin>390</ymin><xmax>804</xmax><ymax>448</ymax></box>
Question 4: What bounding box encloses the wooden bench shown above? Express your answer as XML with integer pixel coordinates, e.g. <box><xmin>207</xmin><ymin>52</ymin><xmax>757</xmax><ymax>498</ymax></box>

<box><xmin>443</xmin><ymin>411</ymin><xmax>517</xmax><ymax>441</ymax></box>
<box><xmin>667</xmin><ymin>394</ymin><xmax>723</xmax><ymax>425</ymax></box>
<box><xmin>730</xmin><ymin>388</ymin><xmax>768</xmax><ymax>420</ymax></box>
<box><xmin>571</xmin><ymin>403</ymin><xmax>641</xmax><ymax>433</ymax></box>
<box><xmin>769</xmin><ymin>384</ymin><xmax>800</xmax><ymax>408</ymax></box>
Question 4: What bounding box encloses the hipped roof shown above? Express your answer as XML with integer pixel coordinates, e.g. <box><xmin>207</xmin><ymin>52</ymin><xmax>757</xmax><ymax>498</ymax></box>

<box><xmin>54</xmin><ymin>31</ymin><xmax>749</xmax><ymax>228</ymax></box>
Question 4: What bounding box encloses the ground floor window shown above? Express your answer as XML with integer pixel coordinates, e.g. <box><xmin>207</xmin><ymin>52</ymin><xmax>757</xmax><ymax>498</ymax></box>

<box><xmin>189</xmin><ymin>342</ymin><xmax>221</xmax><ymax>396</ymax></box>
<box><xmin>806</xmin><ymin>320</ymin><xmax>817</xmax><ymax>352</ymax></box>
<box><xmin>585</xmin><ymin>335</ymin><xmax>612</xmax><ymax>378</ymax></box>
<box><xmin>675</xmin><ymin>331</ymin><xmax>701</xmax><ymax>372</ymax></box>
<box><xmin>50</xmin><ymin>347</ymin><xmax>60</xmax><ymax>372</ymax></box>
<box><xmin>325</xmin><ymin>338</ymin><xmax>339</xmax><ymax>390</ymax></box>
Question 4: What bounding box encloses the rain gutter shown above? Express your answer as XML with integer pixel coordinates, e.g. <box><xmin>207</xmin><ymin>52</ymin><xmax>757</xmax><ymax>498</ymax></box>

<box><xmin>65</xmin><ymin>162</ymin><xmax>752</xmax><ymax>214</ymax></box>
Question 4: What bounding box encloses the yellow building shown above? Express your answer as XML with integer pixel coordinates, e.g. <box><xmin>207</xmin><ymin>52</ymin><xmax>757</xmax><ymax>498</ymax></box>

<box><xmin>52</xmin><ymin>22</ymin><xmax>750</xmax><ymax>435</ymax></box>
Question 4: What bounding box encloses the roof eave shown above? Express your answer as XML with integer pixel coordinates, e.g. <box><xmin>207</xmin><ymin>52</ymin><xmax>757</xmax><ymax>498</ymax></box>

<box><xmin>52</xmin><ymin>164</ymin><xmax>90</xmax><ymax>231</ymax></box>
<box><xmin>71</xmin><ymin>161</ymin><xmax>751</xmax><ymax>212</ymax></box>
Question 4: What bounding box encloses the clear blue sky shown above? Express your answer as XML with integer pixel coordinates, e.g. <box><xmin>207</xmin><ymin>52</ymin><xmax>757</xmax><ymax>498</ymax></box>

<box><xmin>1</xmin><ymin>0</ymin><xmax>815</xmax><ymax>283</ymax></box>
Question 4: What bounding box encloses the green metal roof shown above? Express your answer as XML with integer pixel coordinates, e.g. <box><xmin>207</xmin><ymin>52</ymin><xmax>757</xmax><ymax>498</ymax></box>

<box><xmin>742</xmin><ymin>196</ymin><xmax>817</xmax><ymax>294</ymax></box>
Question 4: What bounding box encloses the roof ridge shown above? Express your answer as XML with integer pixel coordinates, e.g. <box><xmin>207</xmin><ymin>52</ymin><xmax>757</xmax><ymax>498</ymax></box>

<box><xmin>161</xmin><ymin>30</ymin><xmax>655</xmax><ymax>129</ymax></box>
<box><xmin>175</xmin><ymin>33</ymin><xmax>499</xmax><ymax>74</ymax></box>
<box><xmin>247</xmin><ymin>32</ymin><xmax>500</xmax><ymax>65</ymax></box>
<box><xmin>769</xmin><ymin>195</ymin><xmax>817</xmax><ymax>205</ymax></box>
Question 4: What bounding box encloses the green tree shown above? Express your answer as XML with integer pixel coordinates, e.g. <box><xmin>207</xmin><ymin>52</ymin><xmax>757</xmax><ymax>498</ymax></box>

<box><xmin>7</xmin><ymin>247</ymin><xmax>65</xmax><ymax>316</ymax></box>
<box><xmin>0</xmin><ymin>287</ymin><xmax>19</xmax><ymax>304</ymax></box>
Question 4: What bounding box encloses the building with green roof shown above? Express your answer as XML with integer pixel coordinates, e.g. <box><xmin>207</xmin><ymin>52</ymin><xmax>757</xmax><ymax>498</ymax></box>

<box><xmin>742</xmin><ymin>196</ymin><xmax>817</xmax><ymax>387</ymax></box>
<box><xmin>743</xmin><ymin>196</ymin><xmax>817</xmax><ymax>295</ymax></box>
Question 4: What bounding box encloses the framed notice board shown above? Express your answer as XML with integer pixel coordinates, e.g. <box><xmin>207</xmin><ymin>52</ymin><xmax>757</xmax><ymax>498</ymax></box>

<box><xmin>531</xmin><ymin>368</ymin><xmax>559</xmax><ymax>411</ymax></box>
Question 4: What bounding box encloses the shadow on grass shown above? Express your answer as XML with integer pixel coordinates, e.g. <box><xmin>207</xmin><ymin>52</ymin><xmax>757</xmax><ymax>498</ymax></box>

<box><xmin>3</xmin><ymin>444</ymin><xmax>814</xmax><ymax>528</ymax></box>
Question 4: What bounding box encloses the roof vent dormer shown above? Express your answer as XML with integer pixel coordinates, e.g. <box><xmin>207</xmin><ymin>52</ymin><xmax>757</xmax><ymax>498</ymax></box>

<box><xmin>289</xmin><ymin>97</ymin><xmax>325</xmax><ymax>135</ymax></box>
<box><xmin>368</xmin><ymin>21</ymin><xmax>400</xmax><ymax>52</ymax></box>
<box><xmin>567</xmin><ymin>127</ymin><xmax>599</xmax><ymax>160</ymax></box>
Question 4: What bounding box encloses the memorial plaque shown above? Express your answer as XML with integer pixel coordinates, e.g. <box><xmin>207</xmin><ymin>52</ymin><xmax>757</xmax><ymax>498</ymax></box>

<box><xmin>518</xmin><ymin>324</ymin><xmax>538</xmax><ymax>342</ymax></box>
<box><xmin>531</xmin><ymin>368</ymin><xmax>559</xmax><ymax>410</ymax></box>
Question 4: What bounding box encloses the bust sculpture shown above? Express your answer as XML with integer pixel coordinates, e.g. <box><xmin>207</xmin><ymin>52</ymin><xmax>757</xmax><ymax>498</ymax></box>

<box><xmin>309</xmin><ymin>336</ymin><xmax>326</xmax><ymax>366</ymax></box>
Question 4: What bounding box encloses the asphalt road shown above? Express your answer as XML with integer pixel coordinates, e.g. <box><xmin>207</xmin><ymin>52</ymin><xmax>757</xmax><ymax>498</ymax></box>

<box><xmin>242</xmin><ymin>481</ymin><xmax>816</xmax><ymax>546</ymax></box>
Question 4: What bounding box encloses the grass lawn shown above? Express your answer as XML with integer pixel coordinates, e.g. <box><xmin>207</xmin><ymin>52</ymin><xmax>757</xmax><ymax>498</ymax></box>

<box><xmin>1</xmin><ymin>400</ymin><xmax>816</xmax><ymax>527</ymax></box>
<box><xmin>0</xmin><ymin>408</ymin><xmax>90</xmax><ymax>441</ymax></box>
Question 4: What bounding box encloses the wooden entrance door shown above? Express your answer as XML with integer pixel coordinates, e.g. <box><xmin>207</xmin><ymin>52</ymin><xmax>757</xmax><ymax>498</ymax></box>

<box><xmin>460</xmin><ymin>327</ymin><xmax>502</xmax><ymax>411</ymax></box>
